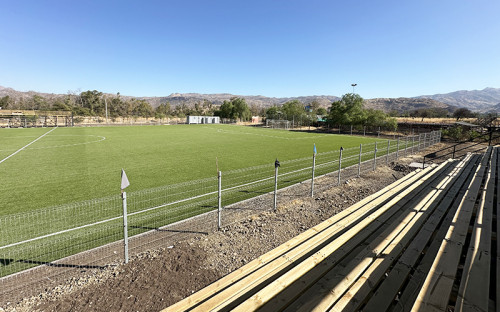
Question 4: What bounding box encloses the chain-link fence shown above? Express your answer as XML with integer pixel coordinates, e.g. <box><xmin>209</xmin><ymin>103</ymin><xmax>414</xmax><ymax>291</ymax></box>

<box><xmin>0</xmin><ymin>130</ymin><xmax>441</xmax><ymax>304</ymax></box>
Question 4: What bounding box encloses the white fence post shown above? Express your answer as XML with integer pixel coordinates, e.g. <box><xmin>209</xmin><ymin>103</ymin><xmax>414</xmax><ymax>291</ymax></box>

<box><xmin>121</xmin><ymin>192</ymin><xmax>129</xmax><ymax>264</ymax></box>
<box><xmin>218</xmin><ymin>171</ymin><xmax>222</xmax><ymax>230</ymax></box>
<box><xmin>311</xmin><ymin>153</ymin><xmax>316</xmax><ymax>197</ymax></box>
<box><xmin>338</xmin><ymin>147</ymin><xmax>343</xmax><ymax>185</ymax></box>
<box><xmin>412</xmin><ymin>135</ymin><xmax>415</xmax><ymax>155</ymax></box>
<box><xmin>386</xmin><ymin>140</ymin><xmax>390</xmax><ymax>165</ymax></box>
<box><xmin>358</xmin><ymin>144</ymin><xmax>362</xmax><ymax>177</ymax></box>
<box><xmin>405</xmin><ymin>136</ymin><xmax>408</xmax><ymax>157</ymax></box>
<box><xmin>396</xmin><ymin>137</ymin><xmax>399</xmax><ymax>160</ymax></box>
<box><xmin>274</xmin><ymin>160</ymin><xmax>279</xmax><ymax>211</ymax></box>
<box><xmin>373</xmin><ymin>142</ymin><xmax>377</xmax><ymax>171</ymax></box>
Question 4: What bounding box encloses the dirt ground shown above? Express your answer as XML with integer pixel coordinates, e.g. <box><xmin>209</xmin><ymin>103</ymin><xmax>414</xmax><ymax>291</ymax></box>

<box><xmin>1</xmin><ymin>145</ymin><xmax>452</xmax><ymax>312</ymax></box>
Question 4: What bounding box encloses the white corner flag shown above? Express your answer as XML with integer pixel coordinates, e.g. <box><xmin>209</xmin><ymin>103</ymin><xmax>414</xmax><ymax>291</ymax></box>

<box><xmin>121</xmin><ymin>169</ymin><xmax>130</xmax><ymax>190</ymax></box>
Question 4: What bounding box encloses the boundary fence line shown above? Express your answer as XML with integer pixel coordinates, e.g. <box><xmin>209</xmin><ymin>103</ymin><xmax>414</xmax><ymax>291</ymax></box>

<box><xmin>0</xmin><ymin>131</ymin><xmax>441</xmax><ymax>304</ymax></box>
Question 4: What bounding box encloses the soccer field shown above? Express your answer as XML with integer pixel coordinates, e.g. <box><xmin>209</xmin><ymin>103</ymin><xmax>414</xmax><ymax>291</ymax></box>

<box><xmin>0</xmin><ymin>124</ymin><xmax>377</xmax><ymax>215</ymax></box>
<box><xmin>1</xmin><ymin>124</ymin><xmax>437</xmax><ymax>278</ymax></box>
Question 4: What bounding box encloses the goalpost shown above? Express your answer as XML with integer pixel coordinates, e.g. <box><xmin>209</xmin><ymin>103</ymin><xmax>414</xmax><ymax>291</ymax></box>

<box><xmin>266</xmin><ymin>119</ymin><xmax>291</xmax><ymax>130</ymax></box>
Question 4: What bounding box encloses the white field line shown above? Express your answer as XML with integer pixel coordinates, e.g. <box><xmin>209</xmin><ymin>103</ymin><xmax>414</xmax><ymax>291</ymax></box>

<box><xmin>0</xmin><ymin>136</ymin><xmax>433</xmax><ymax>251</ymax></box>
<box><xmin>0</xmin><ymin>127</ymin><xmax>57</xmax><ymax>164</ymax></box>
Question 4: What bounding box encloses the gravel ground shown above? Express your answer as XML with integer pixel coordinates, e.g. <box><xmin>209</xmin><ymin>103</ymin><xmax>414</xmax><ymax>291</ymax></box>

<box><xmin>1</xmin><ymin>147</ymin><xmax>446</xmax><ymax>312</ymax></box>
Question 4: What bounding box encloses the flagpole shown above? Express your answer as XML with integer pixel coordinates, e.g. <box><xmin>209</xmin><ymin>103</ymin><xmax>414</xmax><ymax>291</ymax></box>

<box><xmin>121</xmin><ymin>190</ymin><xmax>129</xmax><ymax>264</ymax></box>
<box><xmin>121</xmin><ymin>169</ymin><xmax>130</xmax><ymax>264</ymax></box>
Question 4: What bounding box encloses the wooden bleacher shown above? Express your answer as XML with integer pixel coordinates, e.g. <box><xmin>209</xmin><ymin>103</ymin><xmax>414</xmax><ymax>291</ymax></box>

<box><xmin>163</xmin><ymin>147</ymin><xmax>498</xmax><ymax>312</ymax></box>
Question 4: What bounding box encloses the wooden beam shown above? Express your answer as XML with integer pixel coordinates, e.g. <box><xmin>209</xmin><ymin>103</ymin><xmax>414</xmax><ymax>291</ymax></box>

<box><xmin>455</xmin><ymin>148</ymin><xmax>496</xmax><ymax>312</ymax></box>
<box><xmin>334</xmin><ymin>157</ymin><xmax>474</xmax><ymax>311</ymax></box>
<box><xmin>264</xmin><ymin>162</ymin><xmax>457</xmax><ymax>312</ymax></box>
<box><xmin>393</xmin><ymin>156</ymin><xmax>481</xmax><ymax>312</ymax></box>
<box><xmin>163</xmin><ymin>168</ymin><xmax>430</xmax><ymax>312</ymax></box>
<box><xmin>364</xmin><ymin>154</ymin><xmax>477</xmax><ymax>312</ymax></box>
<box><xmin>229</xmin><ymin>163</ymin><xmax>448</xmax><ymax>312</ymax></box>
<box><xmin>411</xmin><ymin>147</ymin><xmax>492</xmax><ymax>312</ymax></box>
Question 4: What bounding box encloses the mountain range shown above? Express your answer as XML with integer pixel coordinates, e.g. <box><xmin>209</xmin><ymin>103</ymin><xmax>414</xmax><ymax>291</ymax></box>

<box><xmin>1</xmin><ymin>86</ymin><xmax>499</xmax><ymax>113</ymax></box>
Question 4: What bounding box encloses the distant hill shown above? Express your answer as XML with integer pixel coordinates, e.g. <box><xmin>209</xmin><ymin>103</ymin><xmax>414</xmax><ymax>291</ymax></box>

<box><xmin>415</xmin><ymin>87</ymin><xmax>500</xmax><ymax>112</ymax></box>
<box><xmin>364</xmin><ymin>97</ymin><xmax>454</xmax><ymax>113</ymax></box>
<box><xmin>3</xmin><ymin>85</ymin><xmax>500</xmax><ymax>113</ymax></box>
<box><xmin>137</xmin><ymin>93</ymin><xmax>340</xmax><ymax>109</ymax></box>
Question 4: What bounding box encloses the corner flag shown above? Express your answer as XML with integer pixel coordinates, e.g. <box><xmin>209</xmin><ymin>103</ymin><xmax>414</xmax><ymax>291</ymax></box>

<box><xmin>121</xmin><ymin>169</ymin><xmax>130</xmax><ymax>190</ymax></box>
<box><xmin>313</xmin><ymin>143</ymin><xmax>317</xmax><ymax>155</ymax></box>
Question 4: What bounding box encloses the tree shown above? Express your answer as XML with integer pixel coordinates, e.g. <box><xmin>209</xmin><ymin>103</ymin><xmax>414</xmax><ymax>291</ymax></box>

<box><xmin>0</xmin><ymin>96</ymin><xmax>11</xmax><ymax>109</ymax></box>
<box><xmin>316</xmin><ymin>107</ymin><xmax>327</xmax><ymax>115</ymax></box>
<box><xmin>453</xmin><ymin>108</ymin><xmax>475</xmax><ymax>120</ymax></box>
<box><xmin>217</xmin><ymin>98</ymin><xmax>251</xmax><ymax>121</ymax></box>
<box><xmin>219</xmin><ymin>100</ymin><xmax>234</xmax><ymax>118</ymax></box>
<box><xmin>281</xmin><ymin>100</ymin><xmax>306</xmax><ymax>121</ymax></box>
<box><xmin>232</xmin><ymin>97</ymin><xmax>251</xmax><ymax>121</ymax></box>
<box><xmin>80</xmin><ymin>90</ymin><xmax>104</xmax><ymax>115</ymax></box>
<box><xmin>328</xmin><ymin>93</ymin><xmax>366</xmax><ymax>126</ymax></box>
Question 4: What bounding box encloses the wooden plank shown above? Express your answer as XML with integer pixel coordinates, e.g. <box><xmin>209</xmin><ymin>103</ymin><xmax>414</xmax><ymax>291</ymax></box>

<box><xmin>411</xmin><ymin>147</ymin><xmax>492</xmax><ymax>312</ymax></box>
<box><xmin>363</xmin><ymin>155</ymin><xmax>477</xmax><ymax>312</ymax></box>
<box><xmin>276</xmin><ymin>161</ymin><xmax>459</xmax><ymax>312</ymax></box>
<box><xmin>163</xmin><ymin>167</ymin><xmax>433</xmax><ymax>312</ymax></box>
<box><xmin>229</xmin><ymin>162</ymin><xmax>451</xmax><ymax>312</ymax></box>
<box><xmin>455</xmin><ymin>148</ymin><xmax>496</xmax><ymax>312</ymax></box>
<box><xmin>332</xmin><ymin>158</ymin><xmax>468</xmax><ymax>312</ymax></box>
<box><xmin>163</xmin><ymin>169</ymin><xmax>425</xmax><ymax>312</ymax></box>
<box><xmin>393</xmin><ymin>156</ymin><xmax>482</xmax><ymax>312</ymax></box>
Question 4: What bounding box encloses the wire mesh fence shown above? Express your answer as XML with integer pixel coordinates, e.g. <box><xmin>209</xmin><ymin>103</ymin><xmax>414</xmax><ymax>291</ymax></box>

<box><xmin>0</xmin><ymin>130</ymin><xmax>441</xmax><ymax>304</ymax></box>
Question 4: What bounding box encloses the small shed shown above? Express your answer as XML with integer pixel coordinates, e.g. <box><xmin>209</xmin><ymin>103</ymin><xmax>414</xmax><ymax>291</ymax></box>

<box><xmin>186</xmin><ymin>116</ymin><xmax>220</xmax><ymax>124</ymax></box>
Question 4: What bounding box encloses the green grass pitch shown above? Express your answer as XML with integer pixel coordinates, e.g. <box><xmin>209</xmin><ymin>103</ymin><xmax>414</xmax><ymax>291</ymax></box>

<box><xmin>0</xmin><ymin>124</ymin><xmax>398</xmax><ymax>276</ymax></box>
<box><xmin>0</xmin><ymin>124</ymin><xmax>378</xmax><ymax>216</ymax></box>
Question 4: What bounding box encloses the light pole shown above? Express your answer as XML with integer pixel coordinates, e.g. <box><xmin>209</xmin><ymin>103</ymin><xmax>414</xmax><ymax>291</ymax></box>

<box><xmin>351</xmin><ymin>83</ymin><xmax>357</xmax><ymax>94</ymax></box>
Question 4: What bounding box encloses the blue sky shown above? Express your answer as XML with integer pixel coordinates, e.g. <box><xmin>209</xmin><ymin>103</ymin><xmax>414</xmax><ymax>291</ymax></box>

<box><xmin>1</xmin><ymin>0</ymin><xmax>499</xmax><ymax>99</ymax></box>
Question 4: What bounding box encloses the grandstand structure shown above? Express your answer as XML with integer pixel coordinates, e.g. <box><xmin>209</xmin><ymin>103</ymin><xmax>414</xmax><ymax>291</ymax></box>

<box><xmin>165</xmin><ymin>146</ymin><xmax>499</xmax><ymax>312</ymax></box>
<box><xmin>0</xmin><ymin>110</ymin><xmax>73</xmax><ymax>128</ymax></box>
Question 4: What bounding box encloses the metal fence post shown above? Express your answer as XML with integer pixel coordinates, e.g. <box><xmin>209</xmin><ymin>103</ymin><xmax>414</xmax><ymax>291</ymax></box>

<box><xmin>218</xmin><ymin>171</ymin><xmax>222</xmax><ymax>230</ymax></box>
<box><xmin>363</xmin><ymin>126</ymin><xmax>366</xmax><ymax>136</ymax></box>
<box><xmin>274</xmin><ymin>160</ymin><xmax>279</xmax><ymax>211</ymax></box>
<box><xmin>358</xmin><ymin>144</ymin><xmax>362</xmax><ymax>177</ymax></box>
<box><xmin>418</xmin><ymin>134</ymin><xmax>421</xmax><ymax>152</ymax></box>
<box><xmin>311</xmin><ymin>153</ymin><xmax>316</xmax><ymax>197</ymax></box>
<box><xmin>121</xmin><ymin>192</ymin><xmax>129</xmax><ymax>264</ymax></box>
<box><xmin>396</xmin><ymin>137</ymin><xmax>399</xmax><ymax>160</ymax></box>
<box><xmin>350</xmin><ymin>125</ymin><xmax>353</xmax><ymax>135</ymax></box>
<box><xmin>338</xmin><ymin>147</ymin><xmax>343</xmax><ymax>185</ymax></box>
<box><xmin>424</xmin><ymin>133</ymin><xmax>427</xmax><ymax>148</ymax></box>
<box><xmin>405</xmin><ymin>136</ymin><xmax>408</xmax><ymax>157</ymax></box>
<box><xmin>412</xmin><ymin>135</ymin><xmax>415</xmax><ymax>155</ymax></box>
<box><xmin>386</xmin><ymin>140</ymin><xmax>390</xmax><ymax>165</ymax></box>
<box><xmin>373</xmin><ymin>142</ymin><xmax>377</xmax><ymax>171</ymax></box>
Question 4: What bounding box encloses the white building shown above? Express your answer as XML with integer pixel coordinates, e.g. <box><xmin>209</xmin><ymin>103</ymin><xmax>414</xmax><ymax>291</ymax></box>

<box><xmin>186</xmin><ymin>116</ymin><xmax>220</xmax><ymax>124</ymax></box>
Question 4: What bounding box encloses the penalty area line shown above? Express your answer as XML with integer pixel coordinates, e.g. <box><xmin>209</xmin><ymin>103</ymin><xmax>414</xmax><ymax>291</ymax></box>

<box><xmin>0</xmin><ymin>127</ymin><xmax>58</xmax><ymax>165</ymax></box>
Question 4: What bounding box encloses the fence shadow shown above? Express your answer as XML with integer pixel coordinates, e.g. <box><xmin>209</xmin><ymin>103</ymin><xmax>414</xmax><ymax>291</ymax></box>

<box><xmin>130</xmin><ymin>226</ymin><xmax>208</xmax><ymax>236</ymax></box>
<box><xmin>0</xmin><ymin>258</ymin><xmax>106</xmax><ymax>270</ymax></box>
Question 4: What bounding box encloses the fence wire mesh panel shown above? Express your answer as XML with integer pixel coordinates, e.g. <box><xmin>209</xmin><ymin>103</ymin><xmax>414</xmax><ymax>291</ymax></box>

<box><xmin>0</xmin><ymin>130</ymin><xmax>440</xmax><ymax>304</ymax></box>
